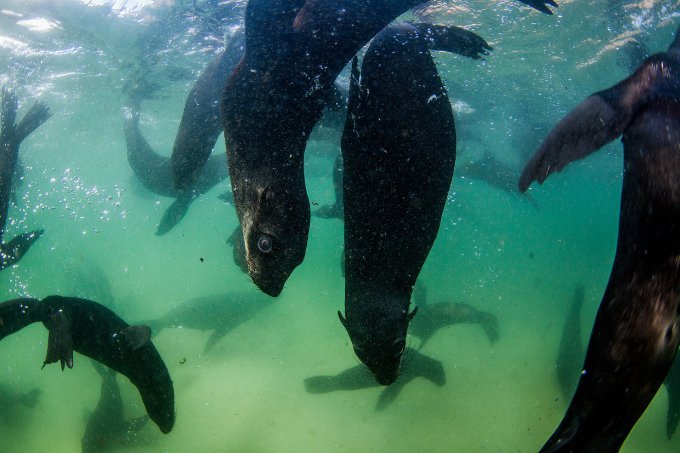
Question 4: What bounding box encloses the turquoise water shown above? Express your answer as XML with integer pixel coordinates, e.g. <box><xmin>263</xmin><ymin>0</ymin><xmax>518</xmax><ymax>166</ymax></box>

<box><xmin>0</xmin><ymin>0</ymin><xmax>679</xmax><ymax>451</ymax></box>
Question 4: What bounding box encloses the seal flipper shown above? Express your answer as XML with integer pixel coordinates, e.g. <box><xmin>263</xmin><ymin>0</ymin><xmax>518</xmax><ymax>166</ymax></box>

<box><xmin>518</xmin><ymin>95</ymin><xmax>625</xmax><ymax>191</ymax></box>
<box><xmin>117</xmin><ymin>325</ymin><xmax>151</xmax><ymax>351</ymax></box>
<box><xmin>0</xmin><ymin>229</ymin><xmax>43</xmax><ymax>270</ymax></box>
<box><xmin>42</xmin><ymin>310</ymin><xmax>74</xmax><ymax>370</ymax></box>
<box><xmin>203</xmin><ymin>328</ymin><xmax>225</xmax><ymax>353</ymax></box>
<box><xmin>413</xmin><ymin>23</ymin><xmax>493</xmax><ymax>60</ymax></box>
<box><xmin>155</xmin><ymin>192</ymin><xmax>194</xmax><ymax>236</ymax></box>
<box><xmin>14</xmin><ymin>101</ymin><xmax>52</xmax><ymax>145</ymax></box>
<box><xmin>517</xmin><ymin>0</ymin><xmax>558</xmax><ymax>15</ymax></box>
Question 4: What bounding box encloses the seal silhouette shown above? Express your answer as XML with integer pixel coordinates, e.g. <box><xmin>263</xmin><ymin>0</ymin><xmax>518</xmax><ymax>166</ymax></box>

<box><xmin>339</xmin><ymin>22</ymin><xmax>491</xmax><ymax>385</ymax></box>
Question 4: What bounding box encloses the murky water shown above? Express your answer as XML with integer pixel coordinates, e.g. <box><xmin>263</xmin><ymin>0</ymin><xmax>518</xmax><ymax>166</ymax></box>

<box><xmin>0</xmin><ymin>0</ymin><xmax>679</xmax><ymax>451</ymax></box>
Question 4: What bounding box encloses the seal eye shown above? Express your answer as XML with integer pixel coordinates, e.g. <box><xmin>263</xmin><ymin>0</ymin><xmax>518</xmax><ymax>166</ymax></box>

<box><xmin>256</xmin><ymin>234</ymin><xmax>273</xmax><ymax>253</ymax></box>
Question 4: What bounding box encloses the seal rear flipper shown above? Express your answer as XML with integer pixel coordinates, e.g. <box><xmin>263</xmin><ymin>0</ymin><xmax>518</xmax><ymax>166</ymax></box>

<box><xmin>0</xmin><ymin>229</ymin><xmax>44</xmax><ymax>270</ymax></box>
<box><xmin>413</xmin><ymin>23</ymin><xmax>493</xmax><ymax>60</ymax></box>
<box><xmin>15</xmin><ymin>101</ymin><xmax>51</xmax><ymax>144</ymax></box>
<box><xmin>518</xmin><ymin>94</ymin><xmax>627</xmax><ymax>191</ymax></box>
<box><xmin>42</xmin><ymin>310</ymin><xmax>74</xmax><ymax>370</ymax></box>
<box><xmin>155</xmin><ymin>192</ymin><xmax>194</xmax><ymax>236</ymax></box>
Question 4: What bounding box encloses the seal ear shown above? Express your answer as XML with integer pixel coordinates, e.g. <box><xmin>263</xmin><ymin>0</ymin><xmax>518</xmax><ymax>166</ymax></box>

<box><xmin>338</xmin><ymin>310</ymin><xmax>348</xmax><ymax>328</ymax></box>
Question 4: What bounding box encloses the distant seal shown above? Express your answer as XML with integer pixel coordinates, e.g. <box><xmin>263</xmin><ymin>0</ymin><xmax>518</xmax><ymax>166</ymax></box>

<box><xmin>81</xmin><ymin>361</ymin><xmax>149</xmax><ymax>453</ymax></box>
<box><xmin>222</xmin><ymin>0</ymin><xmax>557</xmax><ymax>297</ymax></box>
<box><xmin>339</xmin><ymin>22</ymin><xmax>491</xmax><ymax>385</ymax></box>
<box><xmin>0</xmin><ymin>88</ymin><xmax>50</xmax><ymax>269</ymax></box>
<box><xmin>142</xmin><ymin>291</ymin><xmax>273</xmax><ymax>353</ymax></box>
<box><xmin>0</xmin><ymin>296</ymin><xmax>175</xmax><ymax>434</ymax></box>
<box><xmin>519</xmin><ymin>26</ymin><xmax>680</xmax><ymax>452</ymax></box>
<box><xmin>408</xmin><ymin>283</ymin><xmax>499</xmax><ymax>350</ymax></box>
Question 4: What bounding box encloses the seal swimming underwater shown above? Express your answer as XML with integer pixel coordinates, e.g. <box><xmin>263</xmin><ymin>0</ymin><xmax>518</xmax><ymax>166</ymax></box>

<box><xmin>0</xmin><ymin>88</ymin><xmax>50</xmax><ymax>269</ymax></box>
<box><xmin>519</xmin><ymin>25</ymin><xmax>680</xmax><ymax>452</ymax></box>
<box><xmin>222</xmin><ymin>0</ymin><xmax>558</xmax><ymax>297</ymax></box>
<box><xmin>123</xmin><ymin>106</ymin><xmax>229</xmax><ymax>235</ymax></box>
<box><xmin>339</xmin><ymin>22</ymin><xmax>491</xmax><ymax>385</ymax></box>
<box><xmin>0</xmin><ymin>296</ymin><xmax>175</xmax><ymax>434</ymax></box>
<box><xmin>142</xmin><ymin>291</ymin><xmax>273</xmax><ymax>353</ymax></box>
<box><xmin>81</xmin><ymin>361</ymin><xmax>149</xmax><ymax>453</ymax></box>
<box><xmin>169</xmin><ymin>28</ymin><xmax>245</xmax><ymax>190</ymax></box>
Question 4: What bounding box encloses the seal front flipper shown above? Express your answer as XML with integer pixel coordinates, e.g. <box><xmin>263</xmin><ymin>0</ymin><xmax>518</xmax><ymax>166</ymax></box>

<box><xmin>517</xmin><ymin>0</ymin><xmax>558</xmax><ymax>14</ymax></box>
<box><xmin>0</xmin><ymin>229</ymin><xmax>44</xmax><ymax>270</ymax></box>
<box><xmin>518</xmin><ymin>95</ymin><xmax>625</xmax><ymax>191</ymax></box>
<box><xmin>413</xmin><ymin>23</ymin><xmax>493</xmax><ymax>60</ymax></box>
<box><xmin>42</xmin><ymin>309</ymin><xmax>74</xmax><ymax>370</ymax></box>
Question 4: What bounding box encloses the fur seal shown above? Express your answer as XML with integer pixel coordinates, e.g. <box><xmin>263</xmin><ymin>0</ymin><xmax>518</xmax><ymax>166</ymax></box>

<box><xmin>142</xmin><ymin>291</ymin><xmax>273</xmax><ymax>353</ymax></box>
<box><xmin>0</xmin><ymin>88</ymin><xmax>50</xmax><ymax>269</ymax></box>
<box><xmin>0</xmin><ymin>296</ymin><xmax>175</xmax><ymax>434</ymax></box>
<box><xmin>408</xmin><ymin>283</ymin><xmax>499</xmax><ymax>350</ymax></box>
<box><xmin>338</xmin><ymin>22</ymin><xmax>491</xmax><ymax>385</ymax></box>
<box><xmin>222</xmin><ymin>0</ymin><xmax>557</xmax><ymax>297</ymax></box>
<box><xmin>81</xmin><ymin>361</ymin><xmax>149</xmax><ymax>453</ymax></box>
<box><xmin>519</xmin><ymin>26</ymin><xmax>680</xmax><ymax>452</ymax></box>
<box><xmin>123</xmin><ymin>107</ymin><xmax>229</xmax><ymax>235</ymax></box>
<box><xmin>169</xmin><ymin>28</ymin><xmax>245</xmax><ymax>190</ymax></box>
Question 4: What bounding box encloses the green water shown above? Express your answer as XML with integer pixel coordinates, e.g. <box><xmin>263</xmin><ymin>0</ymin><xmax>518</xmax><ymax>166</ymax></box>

<box><xmin>0</xmin><ymin>0</ymin><xmax>679</xmax><ymax>451</ymax></box>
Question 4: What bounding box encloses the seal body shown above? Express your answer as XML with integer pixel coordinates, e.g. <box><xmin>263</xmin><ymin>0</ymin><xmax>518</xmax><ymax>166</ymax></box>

<box><xmin>520</xmin><ymin>28</ymin><xmax>680</xmax><ymax>452</ymax></box>
<box><xmin>40</xmin><ymin>296</ymin><xmax>175</xmax><ymax>434</ymax></box>
<box><xmin>339</xmin><ymin>22</ymin><xmax>490</xmax><ymax>384</ymax></box>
